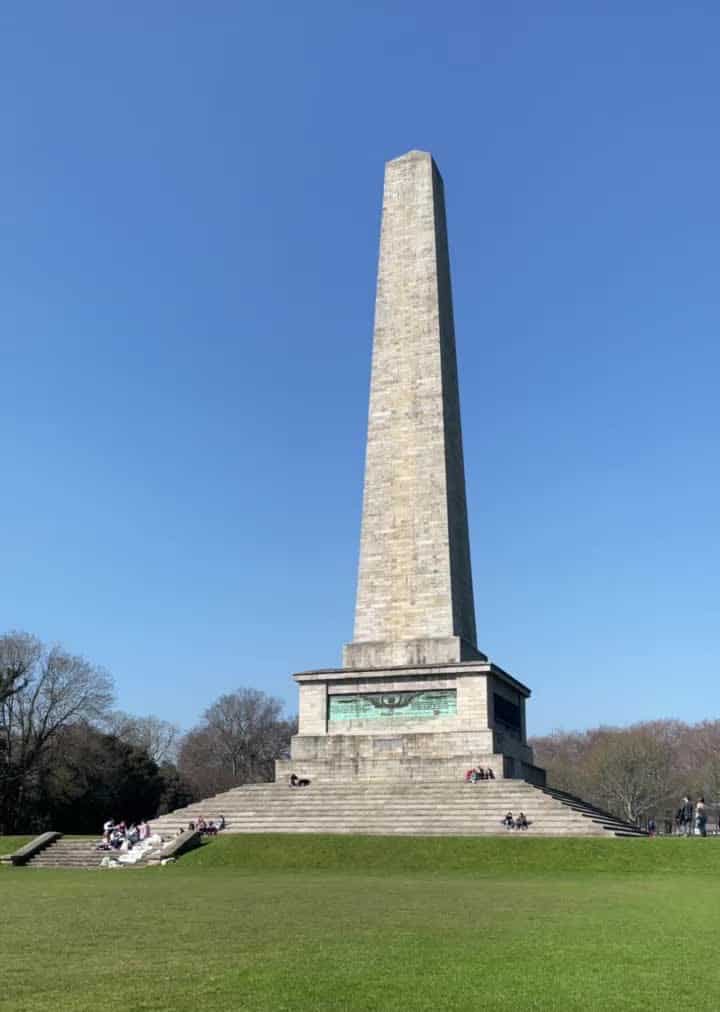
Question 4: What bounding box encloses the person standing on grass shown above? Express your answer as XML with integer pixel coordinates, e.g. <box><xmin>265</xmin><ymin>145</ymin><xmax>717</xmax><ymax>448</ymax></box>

<box><xmin>681</xmin><ymin>796</ymin><xmax>693</xmax><ymax>836</ymax></box>
<box><xmin>695</xmin><ymin>798</ymin><xmax>707</xmax><ymax>837</ymax></box>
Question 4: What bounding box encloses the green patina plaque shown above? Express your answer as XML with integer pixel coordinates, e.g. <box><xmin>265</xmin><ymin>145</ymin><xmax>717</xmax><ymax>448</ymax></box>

<box><xmin>328</xmin><ymin>689</ymin><xmax>457</xmax><ymax>722</ymax></box>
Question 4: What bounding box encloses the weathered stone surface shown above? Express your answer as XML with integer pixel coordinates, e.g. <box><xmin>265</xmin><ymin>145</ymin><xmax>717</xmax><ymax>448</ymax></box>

<box><xmin>345</xmin><ymin>151</ymin><xmax>478</xmax><ymax>668</ymax></box>
<box><xmin>149</xmin><ymin>780</ymin><xmax>646</xmax><ymax>837</ymax></box>
<box><xmin>281</xmin><ymin>151</ymin><xmax>542</xmax><ymax>785</ymax></box>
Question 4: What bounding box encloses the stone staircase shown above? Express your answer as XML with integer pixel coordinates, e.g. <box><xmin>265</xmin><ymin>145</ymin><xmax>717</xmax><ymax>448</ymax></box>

<box><xmin>26</xmin><ymin>836</ymin><xmax>105</xmax><ymax>869</ymax></box>
<box><xmin>150</xmin><ymin>780</ymin><xmax>645</xmax><ymax>838</ymax></box>
<box><xmin>22</xmin><ymin>828</ymin><xmax>201</xmax><ymax>870</ymax></box>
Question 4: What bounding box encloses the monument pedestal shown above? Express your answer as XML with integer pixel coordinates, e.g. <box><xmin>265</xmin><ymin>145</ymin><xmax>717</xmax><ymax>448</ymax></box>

<box><xmin>277</xmin><ymin>659</ymin><xmax>545</xmax><ymax>785</ymax></box>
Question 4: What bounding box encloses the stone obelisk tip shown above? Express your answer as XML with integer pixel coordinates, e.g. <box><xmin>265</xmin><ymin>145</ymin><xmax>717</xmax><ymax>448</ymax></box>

<box><xmin>387</xmin><ymin>149</ymin><xmax>432</xmax><ymax>162</ymax></box>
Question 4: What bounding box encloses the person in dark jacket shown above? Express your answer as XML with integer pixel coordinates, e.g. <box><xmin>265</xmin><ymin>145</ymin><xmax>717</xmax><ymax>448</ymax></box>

<box><xmin>681</xmin><ymin>796</ymin><xmax>694</xmax><ymax>836</ymax></box>
<box><xmin>696</xmin><ymin>798</ymin><xmax>708</xmax><ymax>837</ymax></box>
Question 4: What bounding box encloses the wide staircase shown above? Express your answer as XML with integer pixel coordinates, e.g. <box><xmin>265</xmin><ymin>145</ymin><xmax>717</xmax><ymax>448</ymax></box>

<box><xmin>150</xmin><ymin>780</ymin><xmax>645</xmax><ymax>838</ymax></box>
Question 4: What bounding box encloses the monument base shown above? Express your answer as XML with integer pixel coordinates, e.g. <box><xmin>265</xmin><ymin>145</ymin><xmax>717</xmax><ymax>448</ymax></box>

<box><xmin>277</xmin><ymin>659</ymin><xmax>546</xmax><ymax>785</ymax></box>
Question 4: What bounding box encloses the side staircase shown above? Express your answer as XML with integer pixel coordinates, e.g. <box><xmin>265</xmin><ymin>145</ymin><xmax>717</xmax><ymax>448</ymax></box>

<box><xmin>150</xmin><ymin>780</ymin><xmax>645</xmax><ymax>838</ymax></box>
<box><xmin>22</xmin><ymin>828</ymin><xmax>202</xmax><ymax>870</ymax></box>
<box><xmin>26</xmin><ymin>837</ymin><xmax>105</xmax><ymax>869</ymax></box>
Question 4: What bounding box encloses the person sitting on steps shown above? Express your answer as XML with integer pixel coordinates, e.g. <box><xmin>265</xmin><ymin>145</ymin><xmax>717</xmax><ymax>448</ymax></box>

<box><xmin>502</xmin><ymin>811</ymin><xmax>515</xmax><ymax>830</ymax></box>
<box><xmin>516</xmin><ymin>812</ymin><xmax>529</xmax><ymax>830</ymax></box>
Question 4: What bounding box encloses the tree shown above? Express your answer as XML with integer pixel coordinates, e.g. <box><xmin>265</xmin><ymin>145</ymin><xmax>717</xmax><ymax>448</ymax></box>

<box><xmin>585</xmin><ymin>728</ymin><xmax>673</xmax><ymax>823</ymax></box>
<box><xmin>0</xmin><ymin>632</ymin><xmax>114</xmax><ymax>832</ymax></box>
<box><xmin>105</xmin><ymin>711</ymin><xmax>181</xmax><ymax>764</ymax></box>
<box><xmin>0</xmin><ymin>631</ymin><xmax>40</xmax><ymax>706</ymax></box>
<box><xmin>155</xmin><ymin>761</ymin><xmax>195</xmax><ymax>815</ymax></box>
<box><xmin>532</xmin><ymin>720</ymin><xmax>685</xmax><ymax>825</ymax></box>
<box><xmin>528</xmin><ymin>728</ymin><xmax>597</xmax><ymax>802</ymax></box>
<box><xmin>37</xmin><ymin>723</ymin><xmax>165</xmax><ymax>833</ymax></box>
<box><xmin>178</xmin><ymin>688</ymin><xmax>296</xmax><ymax>798</ymax></box>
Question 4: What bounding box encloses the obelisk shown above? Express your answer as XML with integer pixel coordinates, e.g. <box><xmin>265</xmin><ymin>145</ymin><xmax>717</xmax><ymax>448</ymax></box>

<box><xmin>344</xmin><ymin>150</ymin><xmax>481</xmax><ymax>668</ymax></box>
<box><xmin>278</xmin><ymin>151</ymin><xmax>541</xmax><ymax>786</ymax></box>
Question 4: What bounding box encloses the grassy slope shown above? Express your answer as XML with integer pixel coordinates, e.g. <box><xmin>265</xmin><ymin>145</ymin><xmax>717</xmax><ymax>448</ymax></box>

<box><xmin>0</xmin><ymin>835</ymin><xmax>32</xmax><ymax>857</ymax></box>
<box><xmin>2</xmin><ymin>835</ymin><xmax>720</xmax><ymax>1012</ymax></box>
<box><xmin>180</xmin><ymin>832</ymin><xmax>720</xmax><ymax>874</ymax></box>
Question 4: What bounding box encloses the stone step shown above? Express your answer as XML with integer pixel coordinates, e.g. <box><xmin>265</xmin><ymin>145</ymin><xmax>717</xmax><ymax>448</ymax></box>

<box><xmin>169</xmin><ymin>824</ymin><xmax>598</xmax><ymax>833</ymax></box>
<box><xmin>171</xmin><ymin>786</ymin><xmax>535</xmax><ymax>798</ymax></box>
<box><xmin>179</xmin><ymin>814</ymin><xmax>609</xmax><ymax>825</ymax></box>
<box><xmin>168</xmin><ymin>785</ymin><xmax>529</xmax><ymax>797</ymax></box>
<box><xmin>146</xmin><ymin>780</ymin><xmax>646</xmax><ymax>841</ymax></box>
<box><xmin>154</xmin><ymin>807</ymin><xmax>629</xmax><ymax>822</ymax></box>
<box><xmin>200</xmin><ymin>812</ymin><xmax>598</xmax><ymax>821</ymax></box>
<box><xmin>30</xmin><ymin>863</ymin><xmax>101</xmax><ymax>868</ymax></box>
<box><xmin>155</xmin><ymin>807</ymin><xmax>613</xmax><ymax>820</ymax></box>
<box><xmin>155</xmin><ymin>791</ymin><xmax>594</xmax><ymax>803</ymax></box>
<box><xmin>156</xmin><ymin>803</ymin><xmax>610</xmax><ymax>815</ymax></box>
<box><xmin>25</xmin><ymin>836</ymin><xmax>158</xmax><ymax>869</ymax></box>
<box><xmin>179</xmin><ymin>820</ymin><xmax>608</xmax><ymax>831</ymax></box>
<box><xmin>160</xmin><ymin>826</ymin><xmax>607</xmax><ymax>837</ymax></box>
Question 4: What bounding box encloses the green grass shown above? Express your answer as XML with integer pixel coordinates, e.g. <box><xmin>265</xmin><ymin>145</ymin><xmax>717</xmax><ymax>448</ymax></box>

<box><xmin>181</xmin><ymin>831</ymin><xmax>720</xmax><ymax>875</ymax></box>
<box><xmin>0</xmin><ymin>835</ymin><xmax>32</xmax><ymax>857</ymax></box>
<box><xmin>2</xmin><ymin>834</ymin><xmax>720</xmax><ymax>1011</ymax></box>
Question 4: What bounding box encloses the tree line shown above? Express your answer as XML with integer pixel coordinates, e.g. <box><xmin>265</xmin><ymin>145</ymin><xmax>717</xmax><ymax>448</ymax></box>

<box><xmin>531</xmin><ymin>720</ymin><xmax>720</xmax><ymax>826</ymax></box>
<box><xmin>0</xmin><ymin>630</ymin><xmax>297</xmax><ymax>834</ymax></box>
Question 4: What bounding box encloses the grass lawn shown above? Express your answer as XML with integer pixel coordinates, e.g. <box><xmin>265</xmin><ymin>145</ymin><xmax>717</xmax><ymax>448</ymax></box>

<box><xmin>2</xmin><ymin>834</ymin><xmax>719</xmax><ymax>1011</ymax></box>
<box><xmin>0</xmin><ymin>834</ymin><xmax>31</xmax><ymax>856</ymax></box>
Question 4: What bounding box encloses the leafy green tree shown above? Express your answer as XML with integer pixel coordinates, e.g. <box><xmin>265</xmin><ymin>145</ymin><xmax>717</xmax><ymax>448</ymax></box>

<box><xmin>38</xmin><ymin>724</ymin><xmax>165</xmax><ymax>833</ymax></box>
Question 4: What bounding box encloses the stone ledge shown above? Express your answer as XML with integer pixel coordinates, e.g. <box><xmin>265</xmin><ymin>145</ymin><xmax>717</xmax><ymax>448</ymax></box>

<box><xmin>146</xmin><ymin>829</ymin><xmax>203</xmax><ymax>864</ymax></box>
<box><xmin>343</xmin><ymin>637</ymin><xmax>486</xmax><ymax>669</ymax></box>
<box><xmin>294</xmin><ymin>660</ymin><xmax>531</xmax><ymax>697</ymax></box>
<box><xmin>6</xmin><ymin>831</ymin><xmax>62</xmax><ymax>866</ymax></box>
<box><xmin>276</xmin><ymin>754</ymin><xmax>506</xmax><ymax>783</ymax></box>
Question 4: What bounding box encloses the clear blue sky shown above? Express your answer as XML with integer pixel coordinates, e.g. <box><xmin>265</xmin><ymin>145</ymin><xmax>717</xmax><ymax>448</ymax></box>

<box><xmin>2</xmin><ymin>4</ymin><xmax>718</xmax><ymax>735</ymax></box>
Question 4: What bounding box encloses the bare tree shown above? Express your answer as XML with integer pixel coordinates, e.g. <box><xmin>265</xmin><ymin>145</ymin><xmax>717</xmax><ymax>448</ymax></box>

<box><xmin>0</xmin><ymin>633</ymin><xmax>114</xmax><ymax>832</ymax></box>
<box><xmin>683</xmin><ymin>720</ymin><xmax>720</xmax><ymax>807</ymax></box>
<box><xmin>0</xmin><ymin>631</ymin><xmax>40</xmax><ymax>707</ymax></box>
<box><xmin>105</xmin><ymin>711</ymin><xmax>181</xmax><ymax>765</ymax></box>
<box><xmin>585</xmin><ymin>727</ymin><xmax>673</xmax><ymax>823</ymax></box>
<box><xmin>178</xmin><ymin>688</ymin><xmax>296</xmax><ymax>797</ymax></box>
<box><xmin>533</xmin><ymin>720</ymin><xmax>684</xmax><ymax>824</ymax></box>
<box><xmin>528</xmin><ymin>728</ymin><xmax>597</xmax><ymax>801</ymax></box>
